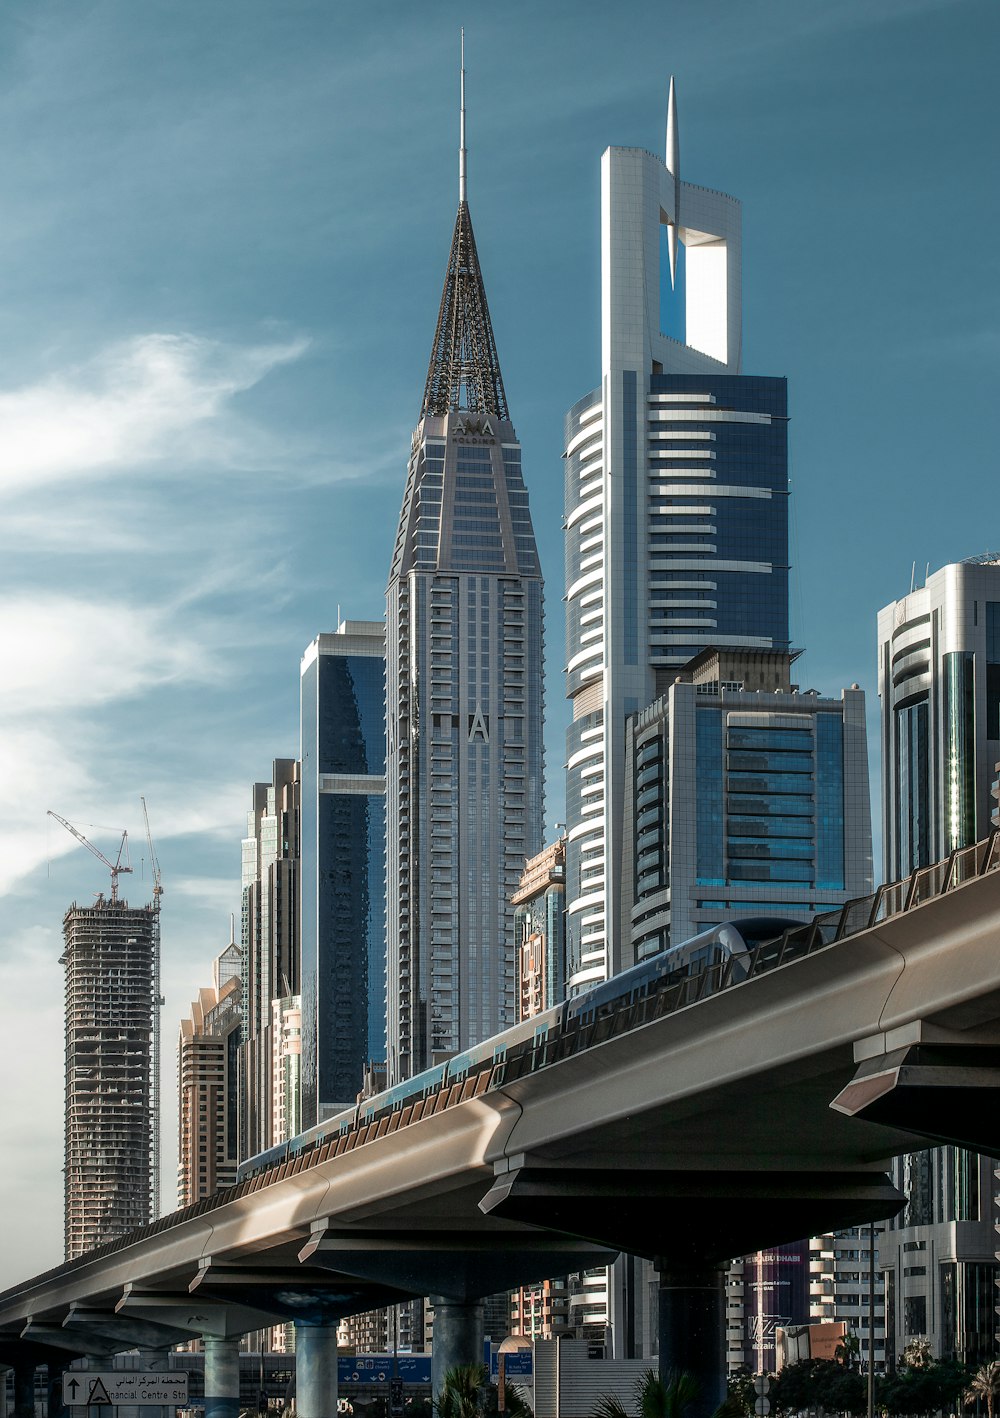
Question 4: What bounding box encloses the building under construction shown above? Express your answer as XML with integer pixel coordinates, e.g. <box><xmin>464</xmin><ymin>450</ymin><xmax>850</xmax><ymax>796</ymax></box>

<box><xmin>62</xmin><ymin>894</ymin><xmax>155</xmax><ymax>1259</ymax></box>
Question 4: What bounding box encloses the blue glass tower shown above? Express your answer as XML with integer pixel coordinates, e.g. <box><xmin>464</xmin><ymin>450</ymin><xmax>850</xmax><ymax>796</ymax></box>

<box><xmin>299</xmin><ymin>622</ymin><xmax>386</xmax><ymax>1125</ymax></box>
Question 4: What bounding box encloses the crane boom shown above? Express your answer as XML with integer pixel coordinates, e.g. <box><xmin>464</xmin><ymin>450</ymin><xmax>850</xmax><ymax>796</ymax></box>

<box><xmin>47</xmin><ymin>811</ymin><xmax>133</xmax><ymax>902</ymax></box>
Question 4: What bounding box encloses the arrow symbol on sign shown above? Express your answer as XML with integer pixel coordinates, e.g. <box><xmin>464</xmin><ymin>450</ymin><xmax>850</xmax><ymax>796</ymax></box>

<box><xmin>67</xmin><ymin>1379</ymin><xmax>80</xmax><ymax>1398</ymax></box>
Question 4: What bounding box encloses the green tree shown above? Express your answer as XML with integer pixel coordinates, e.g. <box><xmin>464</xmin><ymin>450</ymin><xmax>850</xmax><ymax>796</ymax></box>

<box><xmin>435</xmin><ymin>1364</ymin><xmax>488</xmax><ymax>1418</ymax></box>
<box><xmin>434</xmin><ymin>1364</ymin><xmax>532</xmax><ymax>1418</ymax></box>
<box><xmin>965</xmin><ymin>1361</ymin><xmax>1000</xmax><ymax>1418</ymax></box>
<box><xmin>835</xmin><ymin>1331</ymin><xmax>861</xmax><ymax>1370</ymax></box>
<box><xmin>592</xmin><ymin>1368</ymin><xmax>700</xmax><ymax>1418</ymax></box>
<box><xmin>879</xmin><ymin>1356</ymin><xmax>969</xmax><ymax>1416</ymax></box>
<box><xmin>771</xmin><ymin>1358</ymin><xmax>866</xmax><ymax>1416</ymax></box>
<box><xmin>722</xmin><ymin>1371</ymin><xmax>755</xmax><ymax>1418</ymax></box>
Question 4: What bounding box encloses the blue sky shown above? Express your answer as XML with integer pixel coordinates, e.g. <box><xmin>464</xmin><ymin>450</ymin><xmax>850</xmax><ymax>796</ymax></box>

<box><xmin>0</xmin><ymin>0</ymin><xmax>996</xmax><ymax>1283</ymax></box>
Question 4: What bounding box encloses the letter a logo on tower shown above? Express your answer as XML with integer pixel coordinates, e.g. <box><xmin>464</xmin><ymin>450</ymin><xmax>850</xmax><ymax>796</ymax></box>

<box><xmin>469</xmin><ymin>706</ymin><xmax>489</xmax><ymax>742</ymax></box>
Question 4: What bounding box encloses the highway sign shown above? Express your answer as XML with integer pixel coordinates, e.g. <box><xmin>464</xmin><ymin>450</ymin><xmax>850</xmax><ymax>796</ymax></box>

<box><xmin>63</xmin><ymin>1371</ymin><xmax>189</xmax><ymax>1407</ymax></box>
<box><xmin>489</xmin><ymin>1350</ymin><xmax>533</xmax><ymax>1378</ymax></box>
<box><xmin>338</xmin><ymin>1355</ymin><xmax>432</xmax><ymax>1385</ymax></box>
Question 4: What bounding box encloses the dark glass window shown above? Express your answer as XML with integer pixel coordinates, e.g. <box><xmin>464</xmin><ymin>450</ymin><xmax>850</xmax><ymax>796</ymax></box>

<box><xmin>816</xmin><ymin>713</ymin><xmax>845</xmax><ymax>891</ymax></box>
<box><xmin>903</xmin><ymin>1295</ymin><xmax>926</xmax><ymax>1337</ymax></box>
<box><xmin>695</xmin><ymin>709</ymin><xmax>724</xmax><ymax>884</ymax></box>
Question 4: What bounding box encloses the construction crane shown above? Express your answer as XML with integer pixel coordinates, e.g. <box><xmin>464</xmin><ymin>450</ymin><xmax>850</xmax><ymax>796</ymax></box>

<box><xmin>47</xmin><ymin>812</ymin><xmax>132</xmax><ymax>902</ymax></box>
<box><xmin>141</xmin><ymin>796</ymin><xmax>164</xmax><ymax>1220</ymax></box>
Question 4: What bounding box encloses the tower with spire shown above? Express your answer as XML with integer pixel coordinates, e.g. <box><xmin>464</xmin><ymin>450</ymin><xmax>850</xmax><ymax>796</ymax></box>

<box><xmin>385</xmin><ymin>43</ymin><xmax>544</xmax><ymax>1082</ymax></box>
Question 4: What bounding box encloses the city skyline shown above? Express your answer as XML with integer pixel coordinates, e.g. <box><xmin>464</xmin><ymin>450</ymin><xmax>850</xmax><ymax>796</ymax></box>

<box><xmin>0</xmin><ymin>0</ymin><xmax>996</xmax><ymax>1284</ymax></box>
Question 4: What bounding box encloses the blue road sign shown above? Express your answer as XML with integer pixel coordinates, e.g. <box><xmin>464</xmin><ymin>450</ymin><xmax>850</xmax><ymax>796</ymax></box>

<box><xmin>339</xmin><ymin>1356</ymin><xmax>432</xmax><ymax>1385</ymax></box>
<box><xmin>489</xmin><ymin>1351</ymin><xmax>533</xmax><ymax>1378</ymax></box>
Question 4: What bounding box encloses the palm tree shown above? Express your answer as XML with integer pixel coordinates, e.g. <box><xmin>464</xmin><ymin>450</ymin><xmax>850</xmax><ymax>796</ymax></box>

<box><xmin>435</xmin><ymin>1364</ymin><xmax>488</xmax><ymax>1418</ymax></box>
<box><xmin>593</xmin><ymin>1368</ymin><xmax>700</xmax><ymax>1418</ymax></box>
<box><xmin>434</xmin><ymin>1363</ymin><xmax>532</xmax><ymax>1418</ymax></box>
<box><xmin>965</xmin><ymin>1361</ymin><xmax>1000</xmax><ymax>1418</ymax></box>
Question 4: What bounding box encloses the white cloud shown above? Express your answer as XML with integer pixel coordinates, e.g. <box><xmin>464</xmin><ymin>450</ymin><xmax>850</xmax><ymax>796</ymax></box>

<box><xmin>0</xmin><ymin>331</ymin><xmax>308</xmax><ymax>492</ymax></box>
<box><xmin>0</xmin><ymin>593</ymin><xmax>223</xmax><ymax>712</ymax></box>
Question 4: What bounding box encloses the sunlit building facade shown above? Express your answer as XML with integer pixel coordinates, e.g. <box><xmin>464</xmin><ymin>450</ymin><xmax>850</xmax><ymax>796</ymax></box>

<box><xmin>878</xmin><ymin>556</ymin><xmax>1000</xmax><ymax>1365</ymax></box>
<box><xmin>239</xmin><ymin>758</ymin><xmax>300</xmax><ymax>1159</ymax></box>
<box><xmin>512</xmin><ymin>837</ymin><xmax>566</xmax><ymax>1020</ymax></box>
<box><xmin>177</xmin><ymin>944</ymin><xmax>242</xmax><ymax>1207</ymax></box>
<box><xmin>562</xmin><ymin>82</ymin><xmax>790</xmax><ymax>997</ymax></box>
<box><xmin>385</xmin><ymin>156</ymin><xmax>544</xmax><ymax>1082</ymax></box>
<box><xmin>560</xmin><ymin>80</ymin><xmax>797</xmax><ymax>1356</ymax></box>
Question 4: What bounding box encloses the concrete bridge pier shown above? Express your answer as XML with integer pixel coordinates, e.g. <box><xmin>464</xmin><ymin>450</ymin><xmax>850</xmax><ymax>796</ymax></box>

<box><xmin>203</xmin><ymin>1336</ymin><xmax>241</xmax><ymax>1418</ymax></box>
<box><xmin>430</xmin><ymin>1297</ymin><xmax>484</xmax><ymax>1400</ymax></box>
<box><xmin>46</xmin><ymin>1359</ymin><xmax>69</xmax><ymax>1418</ymax></box>
<box><xmin>655</xmin><ymin>1261</ymin><xmax>726</xmax><ymax>1418</ymax></box>
<box><xmin>11</xmin><ymin>1360</ymin><xmax>34</xmax><ymax>1418</ymax></box>
<box><xmin>294</xmin><ymin>1320</ymin><xmax>340</xmax><ymax>1418</ymax></box>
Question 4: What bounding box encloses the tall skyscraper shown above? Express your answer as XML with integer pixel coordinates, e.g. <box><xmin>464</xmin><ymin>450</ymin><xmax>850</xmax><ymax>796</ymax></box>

<box><xmin>877</xmin><ymin>557</ymin><xmax>1000</xmax><ymax>1365</ymax></box>
<box><xmin>561</xmin><ymin>81</ymin><xmax>880</xmax><ymax>1365</ymax></box>
<box><xmin>385</xmin><ymin>58</ymin><xmax>544</xmax><ymax>1082</ymax></box>
<box><xmin>563</xmin><ymin>80</ymin><xmax>790</xmax><ymax>991</ymax></box>
<box><xmin>177</xmin><ymin>942</ymin><xmax>242</xmax><ymax>1207</ymax></box>
<box><xmin>62</xmin><ymin>894</ymin><xmax>155</xmax><ymax>1259</ymax></box>
<box><xmin>239</xmin><ymin>758</ymin><xmax>300</xmax><ymax>1158</ymax></box>
<box><xmin>300</xmin><ymin>621</ymin><xmax>386</xmax><ymax>1124</ymax></box>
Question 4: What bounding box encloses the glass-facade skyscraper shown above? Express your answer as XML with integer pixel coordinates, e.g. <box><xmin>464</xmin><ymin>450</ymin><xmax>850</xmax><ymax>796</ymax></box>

<box><xmin>877</xmin><ymin>557</ymin><xmax>1000</xmax><ymax>1366</ymax></box>
<box><xmin>300</xmin><ymin>621</ymin><xmax>386</xmax><ymax>1124</ymax></box>
<box><xmin>563</xmin><ymin>81</ymin><xmax>791</xmax><ymax>992</ymax></box>
<box><xmin>385</xmin><ymin>100</ymin><xmax>543</xmax><ymax>1082</ymax></box>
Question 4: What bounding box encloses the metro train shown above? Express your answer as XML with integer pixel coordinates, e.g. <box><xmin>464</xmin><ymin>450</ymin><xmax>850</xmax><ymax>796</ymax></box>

<box><xmin>235</xmin><ymin>916</ymin><xmax>795</xmax><ymax>1185</ymax></box>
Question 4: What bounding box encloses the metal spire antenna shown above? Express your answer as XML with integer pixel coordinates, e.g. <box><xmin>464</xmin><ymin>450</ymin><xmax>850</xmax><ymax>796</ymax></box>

<box><xmin>421</xmin><ymin>33</ymin><xmax>509</xmax><ymax>420</ymax></box>
<box><xmin>459</xmin><ymin>29</ymin><xmax>467</xmax><ymax>204</ymax></box>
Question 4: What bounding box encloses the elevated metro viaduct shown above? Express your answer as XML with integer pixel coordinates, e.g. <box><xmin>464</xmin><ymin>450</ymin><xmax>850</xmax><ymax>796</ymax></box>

<box><xmin>5</xmin><ymin>837</ymin><xmax>1000</xmax><ymax>1418</ymax></box>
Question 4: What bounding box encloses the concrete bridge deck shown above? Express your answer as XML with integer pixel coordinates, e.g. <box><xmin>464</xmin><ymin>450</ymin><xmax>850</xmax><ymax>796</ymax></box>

<box><xmin>4</xmin><ymin>834</ymin><xmax>1000</xmax><ymax>1416</ymax></box>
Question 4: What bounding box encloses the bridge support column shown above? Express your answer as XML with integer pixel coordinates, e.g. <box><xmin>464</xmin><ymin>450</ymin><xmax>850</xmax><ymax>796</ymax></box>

<box><xmin>294</xmin><ymin>1321</ymin><xmax>339</xmax><ymax>1418</ymax></box>
<box><xmin>11</xmin><ymin>1361</ymin><xmax>34</xmax><ymax>1418</ymax></box>
<box><xmin>655</xmin><ymin>1262</ymin><xmax>726</xmax><ymax>1418</ymax></box>
<box><xmin>203</xmin><ymin>1336</ymin><xmax>241</xmax><ymax>1418</ymax></box>
<box><xmin>46</xmin><ymin>1360</ymin><xmax>69</xmax><ymax>1418</ymax></box>
<box><xmin>430</xmin><ymin>1297</ymin><xmax>484</xmax><ymax>1400</ymax></box>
